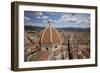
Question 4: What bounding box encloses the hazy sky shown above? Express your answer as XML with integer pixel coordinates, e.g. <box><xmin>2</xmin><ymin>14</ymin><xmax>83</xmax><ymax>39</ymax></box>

<box><xmin>24</xmin><ymin>11</ymin><xmax>90</xmax><ymax>28</ymax></box>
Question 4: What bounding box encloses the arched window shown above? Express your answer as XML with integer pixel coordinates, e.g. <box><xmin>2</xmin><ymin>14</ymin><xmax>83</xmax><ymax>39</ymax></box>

<box><xmin>46</xmin><ymin>48</ymin><xmax>48</xmax><ymax>50</ymax></box>
<box><xmin>55</xmin><ymin>46</ymin><xmax>57</xmax><ymax>48</ymax></box>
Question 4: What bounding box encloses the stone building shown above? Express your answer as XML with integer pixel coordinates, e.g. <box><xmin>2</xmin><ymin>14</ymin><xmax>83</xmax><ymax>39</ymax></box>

<box><xmin>39</xmin><ymin>19</ymin><xmax>67</xmax><ymax>60</ymax></box>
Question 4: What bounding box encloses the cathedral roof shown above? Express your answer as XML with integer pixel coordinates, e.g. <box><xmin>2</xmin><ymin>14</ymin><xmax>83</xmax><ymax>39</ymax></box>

<box><xmin>39</xmin><ymin>20</ymin><xmax>61</xmax><ymax>44</ymax></box>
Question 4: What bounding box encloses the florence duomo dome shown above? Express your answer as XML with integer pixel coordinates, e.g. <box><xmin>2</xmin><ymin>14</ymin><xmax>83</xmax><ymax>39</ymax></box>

<box><xmin>38</xmin><ymin>19</ymin><xmax>67</xmax><ymax>60</ymax></box>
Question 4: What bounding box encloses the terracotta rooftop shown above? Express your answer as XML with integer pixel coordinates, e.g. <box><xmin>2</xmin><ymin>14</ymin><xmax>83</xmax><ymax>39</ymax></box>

<box><xmin>37</xmin><ymin>50</ymin><xmax>50</xmax><ymax>61</ymax></box>
<box><xmin>39</xmin><ymin>21</ymin><xmax>61</xmax><ymax>44</ymax></box>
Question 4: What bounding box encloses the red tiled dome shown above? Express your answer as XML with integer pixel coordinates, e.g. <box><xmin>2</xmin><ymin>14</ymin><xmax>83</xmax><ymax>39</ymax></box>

<box><xmin>39</xmin><ymin>20</ymin><xmax>61</xmax><ymax>45</ymax></box>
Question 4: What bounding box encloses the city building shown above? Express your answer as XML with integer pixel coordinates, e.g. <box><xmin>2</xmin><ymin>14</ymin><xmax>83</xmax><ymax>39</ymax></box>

<box><xmin>38</xmin><ymin>19</ymin><xmax>67</xmax><ymax>60</ymax></box>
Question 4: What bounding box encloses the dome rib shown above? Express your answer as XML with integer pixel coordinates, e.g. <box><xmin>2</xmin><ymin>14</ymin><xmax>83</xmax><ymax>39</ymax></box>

<box><xmin>39</xmin><ymin>21</ymin><xmax>61</xmax><ymax>45</ymax></box>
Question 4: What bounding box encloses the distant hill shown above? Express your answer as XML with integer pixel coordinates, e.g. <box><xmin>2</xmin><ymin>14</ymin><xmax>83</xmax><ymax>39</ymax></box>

<box><xmin>25</xmin><ymin>25</ymin><xmax>90</xmax><ymax>32</ymax></box>
<box><xmin>25</xmin><ymin>25</ymin><xmax>44</xmax><ymax>32</ymax></box>
<box><xmin>57</xmin><ymin>27</ymin><xmax>90</xmax><ymax>32</ymax></box>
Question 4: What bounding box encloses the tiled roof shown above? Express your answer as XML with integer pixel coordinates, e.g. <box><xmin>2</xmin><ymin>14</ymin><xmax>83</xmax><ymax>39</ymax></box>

<box><xmin>37</xmin><ymin>50</ymin><xmax>50</xmax><ymax>61</ymax></box>
<box><xmin>39</xmin><ymin>23</ymin><xmax>61</xmax><ymax>44</ymax></box>
<box><xmin>36</xmin><ymin>48</ymin><xmax>65</xmax><ymax>61</ymax></box>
